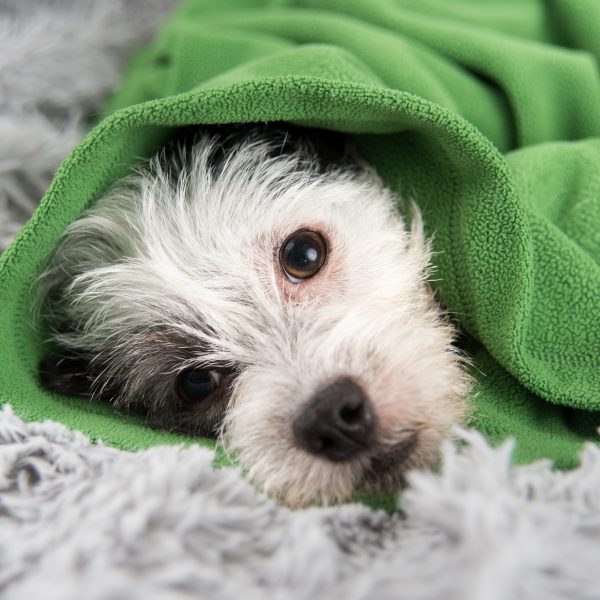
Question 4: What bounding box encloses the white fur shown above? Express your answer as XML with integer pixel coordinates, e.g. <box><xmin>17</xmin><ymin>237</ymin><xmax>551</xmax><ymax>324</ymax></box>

<box><xmin>37</xmin><ymin>131</ymin><xmax>470</xmax><ymax>506</ymax></box>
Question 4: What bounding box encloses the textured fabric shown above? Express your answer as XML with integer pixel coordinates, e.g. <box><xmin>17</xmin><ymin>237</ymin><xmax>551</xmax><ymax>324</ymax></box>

<box><xmin>1</xmin><ymin>0</ymin><xmax>599</xmax><ymax>467</ymax></box>
<box><xmin>3</xmin><ymin>405</ymin><xmax>600</xmax><ymax>599</ymax></box>
<box><xmin>0</xmin><ymin>0</ymin><xmax>179</xmax><ymax>252</ymax></box>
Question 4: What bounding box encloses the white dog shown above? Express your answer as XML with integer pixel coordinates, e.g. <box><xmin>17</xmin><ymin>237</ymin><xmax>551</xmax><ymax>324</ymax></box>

<box><xmin>37</xmin><ymin>125</ymin><xmax>469</xmax><ymax>506</ymax></box>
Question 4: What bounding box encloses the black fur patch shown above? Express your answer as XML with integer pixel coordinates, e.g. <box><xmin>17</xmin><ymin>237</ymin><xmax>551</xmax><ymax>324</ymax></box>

<box><xmin>39</xmin><ymin>354</ymin><xmax>96</xmax><ymax>398</ymax></box>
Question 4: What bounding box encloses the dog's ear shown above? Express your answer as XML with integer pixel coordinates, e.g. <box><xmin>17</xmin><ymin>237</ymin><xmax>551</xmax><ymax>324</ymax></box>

<box><xmin>38</xmin><ymin>354</ymin><xmax>96</xmax><ymax>398</ymax></box>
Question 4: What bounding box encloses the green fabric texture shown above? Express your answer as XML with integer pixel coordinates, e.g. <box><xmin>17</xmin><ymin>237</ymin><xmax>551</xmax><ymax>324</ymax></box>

<box><xmin>1</xmin><ymin>0</ymin><xmax>599</xmax><ymax>470</ymax></box>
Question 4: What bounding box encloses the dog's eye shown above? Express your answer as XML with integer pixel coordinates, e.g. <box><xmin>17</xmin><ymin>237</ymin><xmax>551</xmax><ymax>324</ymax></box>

<box><xmin>177</xmin><ymin>368</ymin><xmax>222</xmax><ymax>403</ymax></box>
<box><xmin>279</xmin><ymin>230</ymin><xmax>327</xmax><ymax>282</ymax></box>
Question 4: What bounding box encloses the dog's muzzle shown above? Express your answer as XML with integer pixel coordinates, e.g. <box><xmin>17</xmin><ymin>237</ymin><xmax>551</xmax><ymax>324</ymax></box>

<box><xmin>293</xmin><ymin>377</ymin><xmax>375</xmax><ymax>461</ymax></box>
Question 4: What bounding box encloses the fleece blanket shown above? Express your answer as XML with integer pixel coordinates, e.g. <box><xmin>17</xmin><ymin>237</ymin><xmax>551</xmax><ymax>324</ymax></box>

<box><xmin>1</xmin><ymin>0</ymin><xmax>600</xmax><ymax>474</ymax></box>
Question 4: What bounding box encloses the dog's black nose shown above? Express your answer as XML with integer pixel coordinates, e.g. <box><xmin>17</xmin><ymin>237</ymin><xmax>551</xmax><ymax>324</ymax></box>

<box><xmin>293</xmin><ymin>377</ymin><xmax>375</xmax><ymax>462</ymax></box>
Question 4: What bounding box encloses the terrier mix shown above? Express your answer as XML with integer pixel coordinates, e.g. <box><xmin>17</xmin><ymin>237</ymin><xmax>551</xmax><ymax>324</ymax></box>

<box><xmin>36</xmin><ymin>124</ymin><xmax>469</xmax><ymax>506</ymax></box>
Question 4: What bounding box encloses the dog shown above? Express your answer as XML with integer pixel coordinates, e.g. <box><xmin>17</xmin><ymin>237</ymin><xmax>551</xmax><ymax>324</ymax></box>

<box><xmin>35</xmin><ymin>124</ymin><xmax>469</xmax><ymax>506</ymax></box>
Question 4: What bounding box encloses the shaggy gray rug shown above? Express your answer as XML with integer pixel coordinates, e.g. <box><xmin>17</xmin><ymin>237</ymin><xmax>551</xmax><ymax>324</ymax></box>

<box><xmin>2</xmin><ymin>406</ymin><xmax>600</xmax><ymax>599</ymax></box>
<box><xmin>0</xmin><ymin>0</ymin><xmax>178</xmax><ymax>250</ymax></box>
<box><xmin>2</xmin><ymin>2</ymin><xmax>600</xmax><ymax>598</ymax></box>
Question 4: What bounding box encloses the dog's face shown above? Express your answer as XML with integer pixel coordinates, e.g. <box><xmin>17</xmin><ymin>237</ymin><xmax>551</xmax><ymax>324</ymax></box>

<box><xmin>37</xmin><ymin>127</ymin><xmax>469</xmax><ymax>506</ymax></box>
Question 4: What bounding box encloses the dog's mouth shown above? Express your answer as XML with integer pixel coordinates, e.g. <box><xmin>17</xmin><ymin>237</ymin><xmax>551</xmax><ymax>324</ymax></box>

<box><xmin>361</xmin><ymin>432</ymin><xmax>420</xmax><ymax>491</ymax></box>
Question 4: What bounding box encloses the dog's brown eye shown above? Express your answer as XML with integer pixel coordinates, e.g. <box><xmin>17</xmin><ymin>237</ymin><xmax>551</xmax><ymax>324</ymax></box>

<box><xmin>279</xmin><ymin>230</ymin><xmax>327</xmax><ymax>282</ymax></box>
<box><xmin>177</xmin><ymin>368</ymin><xmax>222</xmax><ymax>403</ymax></box>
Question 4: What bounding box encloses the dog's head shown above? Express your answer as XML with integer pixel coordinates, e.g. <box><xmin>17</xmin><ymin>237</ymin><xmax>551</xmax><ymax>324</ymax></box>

<box><xmin>36</xmin><ymin>126</ymin><xmax>469</xmax><ymax>506</ymax></box>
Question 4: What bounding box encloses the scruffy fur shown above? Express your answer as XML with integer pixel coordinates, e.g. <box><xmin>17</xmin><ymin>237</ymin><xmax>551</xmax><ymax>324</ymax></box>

<box><xmin>36</xmin><ymin>126</ymin><xmax>469</xmax><ymax>507</ymax></box>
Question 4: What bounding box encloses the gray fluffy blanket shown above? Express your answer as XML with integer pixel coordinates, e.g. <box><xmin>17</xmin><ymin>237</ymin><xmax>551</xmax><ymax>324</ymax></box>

<box><xmin>2</xmin><ymin>2</ymin><xmax>600</xmax><ymax>598</ymax></box>
<box><xmin>2</xmin><ymin>406</ymin><xmax>600</xmax><ymax>599</ymax></box>
<box><xmin>0</xmin><ymin>0</ymin><xmax>178</xmax><ymax>250</ymax></box>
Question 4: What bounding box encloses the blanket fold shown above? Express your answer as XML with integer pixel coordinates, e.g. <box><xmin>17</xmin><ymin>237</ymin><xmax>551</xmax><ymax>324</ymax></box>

<box><xmin>1</xmin><ymin>0</ymin><xmax>599</xmax><ymax>468</ymax></box>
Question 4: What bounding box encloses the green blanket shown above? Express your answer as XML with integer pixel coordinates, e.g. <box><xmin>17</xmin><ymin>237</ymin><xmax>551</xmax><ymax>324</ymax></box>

<box><xmin>1</xmin><ymin>0</ymin><xmax>599</xmax><ymax>470</ymax></box>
